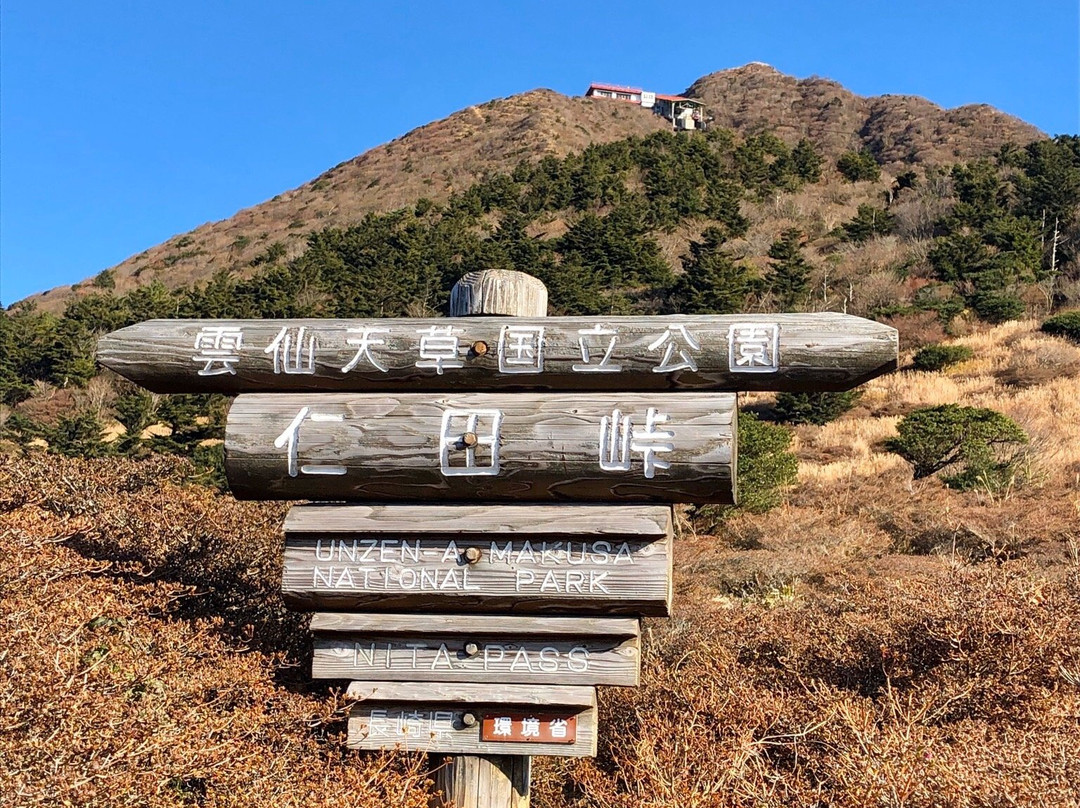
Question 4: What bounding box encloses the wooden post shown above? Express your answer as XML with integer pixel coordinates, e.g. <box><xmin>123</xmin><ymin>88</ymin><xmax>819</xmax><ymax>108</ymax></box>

<box><xmin>432</xmin><ymin>268</ymin><xmax>545</xmax><ymax>807</ymax></box>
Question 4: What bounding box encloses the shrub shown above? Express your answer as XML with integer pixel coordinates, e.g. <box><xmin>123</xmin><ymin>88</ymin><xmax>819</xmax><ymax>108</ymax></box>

<box><xmin>839</xmin><ymin>204</ymin><xmax>894</xmax><ymax>242</ymax></box>
<box><xmin>1041</xmin><ymin>310</ymin><xmax>1080</xmax><ymax>343</ymax></box>
<box><xmin>912</xmin><ymin>343</ymin><xmax>975</xmax><ymax>372</ymax></box>
<box><xmin>190</xmin><ymin>441</ymin><xmax>227</xmax><ymax>491</ymax></box>
<box><xmin>971</xmin><ymin>291</ymin><xmax>1025</xmax><ymax>323</ymax></box>
<box><xmin>774</xmin><ymin>390</ymin><xmax>862</xmax><ymax>425</ymax></box>
<box><xmin>92</xmin><ymin>269</ymin><xmax>116</xmax><ymax>289</ymax></box>
<box><xmin>886</xmin><ymin>405</ymin><xmax>1028</xmax><ymax>490</ymax></box>
<box><xmin>836</xmin><ymin>149</ymin><xmax>881</xmax><ymax>182</ymax></box>
<box><xmin>49</xmin><ymin>411</ymin><xmax>109</xmax><ymax>458</ymax></box>
<box><xmin>693</xmin><ymin>413</ymin><xmax>798</xmax><ymax>531</ymax></box>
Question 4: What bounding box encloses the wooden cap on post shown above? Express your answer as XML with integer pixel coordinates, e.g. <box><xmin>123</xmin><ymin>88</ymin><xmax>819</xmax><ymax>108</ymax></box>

<box><xmin>450</xmin><ymin>269</ymin><xmax>548</xmax><ymax>317</ymax></box>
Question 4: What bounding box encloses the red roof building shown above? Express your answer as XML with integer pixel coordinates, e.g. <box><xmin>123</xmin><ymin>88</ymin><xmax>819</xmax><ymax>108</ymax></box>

<box><xmin>585</xmin><ymin>83</ymin><xmax>645</xmax><ymax>104</ymax></box>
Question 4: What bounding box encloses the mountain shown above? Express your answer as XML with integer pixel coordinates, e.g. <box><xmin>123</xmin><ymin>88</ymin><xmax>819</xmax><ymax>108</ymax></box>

<box><xmin>686</xmin><ymin>64</ymin><xmax>1042</xmax><ymax>166</ymax></box>
<box><xmin>22</xmin><ymin>64</ymin><xmax>1043</xmax><ymax>312</ymax></box>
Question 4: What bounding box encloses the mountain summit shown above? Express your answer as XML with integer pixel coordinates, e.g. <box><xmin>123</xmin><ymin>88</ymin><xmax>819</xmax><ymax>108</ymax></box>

<box><xmin>23</xmin><ymin>64</ymin><xmax>1042</xmax><ymax>311</ymax></box>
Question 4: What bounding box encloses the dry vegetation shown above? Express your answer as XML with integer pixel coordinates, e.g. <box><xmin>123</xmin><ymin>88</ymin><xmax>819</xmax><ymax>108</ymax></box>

<box><xmin>3</xmin><ymin>322</ymin><xmax>1079</xmax><ymax>807</ymax></box>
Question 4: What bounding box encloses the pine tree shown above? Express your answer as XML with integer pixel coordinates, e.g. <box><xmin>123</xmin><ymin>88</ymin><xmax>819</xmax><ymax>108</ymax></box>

<box><xmin>767</xmin><ymin>228</ymin><xmax>812</xmax><ymax>309</ymax></box>
<box><xmin>841</xmin><ymin>204</ymin><xmax>895</xmax><ymax>242</ymax></box>
<box><xmin>792</xmin><ymin>138</ymin><xmax>823</xmax><ymax>183</ymax></box>
<box><xmin>670</xmin><ymin>227</ymin><xmax>758</xmax><ymax>314</ymax></box>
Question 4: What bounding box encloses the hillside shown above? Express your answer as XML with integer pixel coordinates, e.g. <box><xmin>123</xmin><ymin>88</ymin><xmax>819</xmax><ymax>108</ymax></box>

<box><xmin>22</xmin><ymin>64</ymin><xmax>1043</xmax><ymax>313</ymax></box>
<box><xmin>687</xmin><ymin>64</ymin><xmax>1043</xmax><ymax>167</ymax></box>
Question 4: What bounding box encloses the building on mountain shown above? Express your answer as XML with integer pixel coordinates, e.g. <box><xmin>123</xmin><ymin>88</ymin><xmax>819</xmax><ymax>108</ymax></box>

<box><xmin>583</xmin><ymin>83</ymin><xmax>709</xmax><ymax>131</ymax></box>
<box><xmin>584</xmin><ymin>83</ymin><xmax>648</xmax><ymax>104</ymax></box>
<box><xmin>653</xmin><ymin>94</ymin><xmax>708</xmax><ymax>131</ymax></box>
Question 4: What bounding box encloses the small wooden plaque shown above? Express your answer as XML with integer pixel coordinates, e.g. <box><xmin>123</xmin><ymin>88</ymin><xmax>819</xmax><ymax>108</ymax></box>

<box><xmin>480</xmin><ymin>712</ymin><xmax>577</xmax><ymax>744</ymax></box>
<box><xmin>282</xmin><ymin>503</ymin><xmax>674</xmax><ymax>615</ymax></box>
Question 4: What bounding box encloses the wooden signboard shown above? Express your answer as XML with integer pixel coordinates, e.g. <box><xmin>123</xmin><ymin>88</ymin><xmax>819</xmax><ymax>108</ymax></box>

<box><xmin>346</xmin><ymin>682</ymin><xmax>598</xmax><ymax>757</ymax></box>
<box><xmin>225</xmin><ymin>392</ymin><xmax>736</xmax><ymax>504</ymax></box>
<box><xmin>282</xmin><ymin>503</ymin><xmax>673</xmax><ymax>615</ymax></box>
<box><xmin>96</xmin><ymin>313</ymin><xmax>899</xmax><ymax>394</ymax></box>
<box><xmin>310</xmin><ymin>614</ymin><xmax>640</xmax><ymax>686</ymax></box>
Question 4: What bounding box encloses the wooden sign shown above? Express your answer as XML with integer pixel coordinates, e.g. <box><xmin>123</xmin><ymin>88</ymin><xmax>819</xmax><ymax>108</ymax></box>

<box><xmin>97</xmin><ymin>313</ymin><xmax>898</xmax><ymax>394</ymax></box>
<box><xmin>345</xmin><ymin>682</ymin><xmax>598</xmax><ymax>757</ymax></box>
<box><xmin>310</xmin><ymin>614</ymin><xmax>640</xmax><ymax>686</ymax></box>
<box><xmin>225</xmin><ymin>392</ymin><xmax>736</xmax><ymax>504</ymax></box>
<box><xmin>282</xmin><ymin>504</ymin><xmax>673</xmax><ymax>615</ymax></box>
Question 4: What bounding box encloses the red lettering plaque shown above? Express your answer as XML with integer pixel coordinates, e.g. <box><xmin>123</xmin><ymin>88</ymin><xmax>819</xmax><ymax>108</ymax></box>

<box><xmin>480</xmin><ymin>712</ymin><xmax>578</xmax><ymax>744</ymax></box>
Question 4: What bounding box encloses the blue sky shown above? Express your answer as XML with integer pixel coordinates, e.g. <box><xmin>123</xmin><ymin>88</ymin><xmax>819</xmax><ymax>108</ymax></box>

<box><xmin>2</xmin><ymin>0</ymin><xmax>1077</xmax><ymax>305</ymax></box>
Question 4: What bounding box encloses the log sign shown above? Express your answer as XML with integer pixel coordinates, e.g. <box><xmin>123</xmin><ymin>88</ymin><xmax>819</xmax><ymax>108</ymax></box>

<box><xmin>98</xmin><ymin>275</ymin><xmax>897</xmax><ymax>791</ymax></box>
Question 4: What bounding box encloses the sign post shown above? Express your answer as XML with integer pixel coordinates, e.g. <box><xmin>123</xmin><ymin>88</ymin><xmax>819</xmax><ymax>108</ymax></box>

<box><xmin>434</xmin><ymin>268</ymin><xmax>547</xmax><ymax>807</ymax></box>
<box><xmin>98</xmin><ymin>267</ymin><xmax>899</xmax><ymax>808</ymax></box>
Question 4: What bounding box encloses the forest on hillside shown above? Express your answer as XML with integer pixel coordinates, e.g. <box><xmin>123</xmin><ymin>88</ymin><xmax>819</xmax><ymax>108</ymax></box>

<box><xmin>1</xmin><ymin>128</ymin><xmax>1078</xmax><ymax>464</ymax></box>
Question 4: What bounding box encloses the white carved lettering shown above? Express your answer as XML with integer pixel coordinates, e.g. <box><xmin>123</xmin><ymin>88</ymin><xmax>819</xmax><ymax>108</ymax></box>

<box><xmin>439</xmin><ymin>408</ymin><xmax>503</xmax><ymax>476</ymax></box>
<box><xmin>415</xmin><ymin>326</ymin><xmax>464</xmax><ymax>374</ymax></box>
<box><xmin>572</xmin><ymin>325</ymin><xmax>622</xmax><ymax>373</ymax></box>
<box><xmin>192</xmin><ymin>326</ymin><xmax>243</xmax><ymax>376</ymax></box>
<box><xmin>648</xmin><ymin>324</ymin><xmax>700</xmax><ymax>373</ymax></box>
<box><xmin>342</xmin><ymin>327</ymin><xmax>390</xmax><ymax>373</ymax></box>
<box><xmin>728</xmin><ymin>323</ymin><xmax>780</xmax><ymax>372</ymax></box>
<box><xmin>497</xmin><ymin>325</ymin><xmax>545</xmax><ymax>374</ymax></box>
<box><xmin>566</xmin><ymin>646</ymin><xmax>590</xmax><ymax>672</ymax></box>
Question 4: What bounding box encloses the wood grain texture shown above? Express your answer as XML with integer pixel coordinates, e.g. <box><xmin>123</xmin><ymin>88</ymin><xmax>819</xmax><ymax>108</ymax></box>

<box><xmin>450</xmin><ymin>269</ymin><xmax>548</xmax><ymax>317</ymax></box>
<box><xmin>225</xmin><ymin>392</ymin><xmax>736</xmax><ymax>504</ymax></box>
<box><xmin>284</xmin><ymin>503</ymin><xmax>671</xmax><ymax>536</ymax></box>
<box><xmin>433</xmin><ymin>755</ymin><xmax>531</xmax><ymax>807</ymax></box>
<box><xmin>96</xmin><ymin>313</ymin><xmax>898</xmax><ymax>394</ymax></box>
<box><xmin>311</xmin><ymin>613</ymin><xmax>640</xmax><ymax>637</ymax></box>
<box><xmin>283</xmin><ymin>504</ymin><xmax>673</xmax><ymax>615</ymax></box>
<box><xmin>429</xmin><ymin>268</ymin><xmax>550</xmax><ymax>806</ymax></box>
<box><xmin>345</xmin><ymin>682</ymin><xmax>596</xmax><ymax>708</ymax></box>
<box><xmin>348</xmin><ymin>705</ymin><xmax>597</xmax><ymax>757</ymax></box>
<box><xmin>312</xmin><ymin>631</ymin><xmax>639</xmax><ymax>686</ymax></box>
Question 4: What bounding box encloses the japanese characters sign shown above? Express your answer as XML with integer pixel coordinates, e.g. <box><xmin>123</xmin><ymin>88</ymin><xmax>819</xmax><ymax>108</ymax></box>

<box><xmin>349</xmin><ymin>705</ymin><xmax>596</xmax><ymax>756</ymax></box>
<box><xmin>481</xmin><ymin>713</ymin><xmax>577</xmax><ymax>744</ymax></box>
<box><xmin>97</xmin><ymin>314</ymin><xmax>899</xmax><ymax>394</ymax></box>
<box><xmin>224</xmin><ymin>392</ymin><xmax>736</xmax><ymax>504</ymax></box>
<box><xmin>343</xmin><ymin>681</ymin><xmax>597</xmax><ymax>756</ymax></box>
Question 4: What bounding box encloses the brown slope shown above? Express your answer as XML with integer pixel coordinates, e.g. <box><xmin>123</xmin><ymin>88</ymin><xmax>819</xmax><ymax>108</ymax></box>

<box><xmin>26</xmin><ymin>90</ymin><xmax>669</xmax><ymax>312</ymax></box>
<box><xmin>684</xmin><ymin>63</ymin><xmax>1043</xmax><ymax>166</ymax></box>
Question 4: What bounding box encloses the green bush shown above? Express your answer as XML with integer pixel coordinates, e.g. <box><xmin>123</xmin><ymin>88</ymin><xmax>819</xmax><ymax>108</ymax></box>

<box><xmin>971</xmin><ymin>291</ymin><xmax>1025</xmax><ymax>323</ymax></box>
<box><xmin>912</xmin><ymin>344</ymin><xmax>975</xmax><ymax>372</ymax></box>
<box><xmin>92</xmin><ymin>269</ymin><xmax>116</xmax><ymax>289</ymax></box>
<box><xmin>774</xmin><ymin>390</ymin><xmax>862</xmax><ymax>425</ymax></box>
<box><xmin>886</xmin><ymin>405</ymin><xmax>1028</xmax><ymax>490</ymax></box>
<box><xmin>1041</xmin><ymin>310</ymin><xmax>1080</xmax><ymax>343</ymax></box>
<box><xmin>692</xmin><ymin>413</ymin><xmax>798</xmax><ymax>531</ymax></box>
<box><xmin>839</xmin><ymin>204</ymin><xmax>894</xmax><ymax>242</ymax></box>
<box><xmin>190</xmin><ymin>442</ymin><xmax>227</xmax><ymax>491</ymax></box>
<box><xmin>836</xmin><ymin>150</ymin><xmax>881</xmax><ymax>182</ymax></box>
<box><xmin>49</xmin><ymin>411</ymin><xmax>109</xmax><ymax>458</ymax></box>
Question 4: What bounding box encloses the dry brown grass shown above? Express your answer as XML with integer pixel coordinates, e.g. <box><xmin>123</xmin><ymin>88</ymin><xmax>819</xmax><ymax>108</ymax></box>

<box><xmin>0</xmin><ymin>456</ymin><xmax>433</xmax><ymax>808</ymax></box>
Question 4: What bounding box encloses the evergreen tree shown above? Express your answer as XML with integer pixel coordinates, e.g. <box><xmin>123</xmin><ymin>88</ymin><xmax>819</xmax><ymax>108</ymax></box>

<box><xmin>767</xmin><ymin>228</ymin><xmax>812</xmax><ymax>309</ymax></box>
<box><xmin>669</xmin><ymin>227</ymin><xmax>758</xmax><ymax>314</ymax></box>
<box><xmin>836</xmin><ymin>149</ymin><xmax>881</xmax><ymax>182</ymax></box>
<box><xmin>840</xmin><ymin>204</ymin><xmax>895</xmax><ymax>242</ymax></box>
<box><xmin>792</xmin><ymin>138</ymin><xmax>823</xmax><ymax>183</ymax></box>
